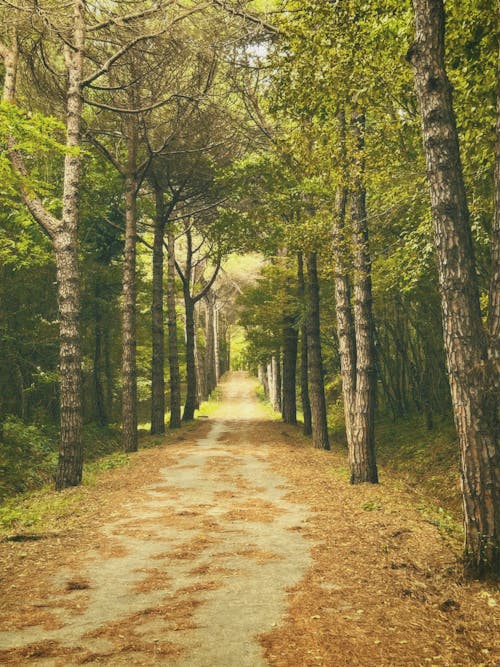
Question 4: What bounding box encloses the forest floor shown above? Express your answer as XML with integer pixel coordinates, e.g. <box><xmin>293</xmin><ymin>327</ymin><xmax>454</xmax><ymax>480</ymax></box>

<box><xmin>0</xmin><ymin>372</ymin><xmax>498</xmax><ymax>667</ymax></box>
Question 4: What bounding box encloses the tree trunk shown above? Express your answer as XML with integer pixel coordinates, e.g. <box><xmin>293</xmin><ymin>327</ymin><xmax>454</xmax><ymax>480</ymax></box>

<box><xmin>297</xmin><ymin>252</ymin><xmax>312</xmax><ymax>435</ymax></box>
<box><xmin>349</xmin><ymin>112</ymin><xmax>378</xmax><ymax>484</ymax></box>
<box><xmin>282</xmin><ymin>313</ymin><xmax>298</xmax><ymax>424</ymax></box>
<box><xmin>183</xmin><ymin>292</ymin><xmax>197</xmax><ymax>421</ymax></box>
<box><xmin>121</xmin><ymin>126</ymin><xmax>138</xmax><ymax>452</ymax></box>
<box><xmin>150</xmin><ymin>188</ymin><xmax>166</xmax><ymax>434</ymax></box>
<box><xmin>332</xmin><ymin>186</ymin><xmax>356</xmax><ymax>448</ymax></box>
<box><xmin>213</xmin><ymin>301</ymin><xmax>221</xmax><ymax>383</ymax></box>
<box><xmin>306</xmin><ymin>252</ymin><xmax>330</xmax><ymax>450</ymax></box>
<box><xmin>194</xmin><ymin>303</ymin><xmax>204</xmax><ymax>404</ymax></box>
<box><xmin>270</xmin><ymin>355</ymin><xmax>280</xmax><ymax>411</ymax></box>
<box><xmin>259</xmin><ymin>363</ymin><xmax>269</xmax><ymax>399</ymax></box>
<box><xmin>167</xmin><ymin>226</ymin><xmax>181</xmax><ymax>428</ymax></box>
<box><xmin>93</xmin><ymin>281</ymin><xmax>107</xmax><ymax>426</ymax></box>
<box><xmin>53</xmin><ymin>229</ymin><xmax>83</xmax><ymax>488</ymax></box>
<box><xmin>205</xmin><ymin>295</ymin><xmax>217</xmax><ymax>394</ymax></box>
<box><xmin>408</xmin><ymin>0</ymin><xmax>499</xmax><ymax>575</ymax></box>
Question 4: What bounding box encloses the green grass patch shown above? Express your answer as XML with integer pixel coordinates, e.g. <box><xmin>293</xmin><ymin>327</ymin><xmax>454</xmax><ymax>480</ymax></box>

<box><xmin>375</xmin><ymin>415</ymin><xmax>461</xmax><ymax>518</ymax></box>
<box><xmin>197</xmin><ymin>387</ymin><xmax>224</xmax><ymax>417</ymax></box>
<box><xmin>0</xmin><ymin>486</ymin><xmax>83</xmax><ymax>533</ymax></box>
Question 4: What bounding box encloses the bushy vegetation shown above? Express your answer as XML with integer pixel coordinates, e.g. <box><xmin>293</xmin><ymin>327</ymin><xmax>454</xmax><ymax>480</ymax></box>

<box><xmin>0</xmin><ymin>418</ymin><xmax>122</xmax><ymax>503</ymax></box>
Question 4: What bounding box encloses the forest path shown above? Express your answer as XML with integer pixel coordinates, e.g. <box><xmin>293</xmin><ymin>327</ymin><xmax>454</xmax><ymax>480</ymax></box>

<box><xmin>0</xmin><ymin>372</ymin><xmax>498</xmax><ymax>666</ymax></box>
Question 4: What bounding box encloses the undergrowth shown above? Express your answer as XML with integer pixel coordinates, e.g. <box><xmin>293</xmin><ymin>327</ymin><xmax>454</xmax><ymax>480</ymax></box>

<box><xmin>327</xmin><ymin>406</ymin><xmax>463</xmax><ymax>548</ymax></box>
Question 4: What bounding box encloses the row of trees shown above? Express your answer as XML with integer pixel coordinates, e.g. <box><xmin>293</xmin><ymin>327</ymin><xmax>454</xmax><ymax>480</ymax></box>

<box><xmin>0</xmin><ymin>0</ymin><xmax>268</xmax><ymax>484</ymax></box>
<box><xmin>1</xmin><ymin>0</ymin><xmax>498</xmax><ymax>576</ymax></box>
<box><xmin>231</xmin><ymin>0</ymin><xmax>498</xmax><ymax>576</ymax></box>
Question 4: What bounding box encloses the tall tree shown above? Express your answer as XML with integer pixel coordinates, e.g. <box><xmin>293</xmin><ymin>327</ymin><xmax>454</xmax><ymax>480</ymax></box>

<box><xmin>348</xmin><ymin>111</ymin><xmax>378</xmax><ymax>484</ymax></box>
<box><xmin>297</xmin><ymin>252</ymin><xmax>312</xmax><ymax>435</ymax></box>
<box><xmin>408</xmin><ymin>0</ymin><xmax>499</xmax><ymax>575</ymax></box>
<box><xmin>306</xmin><ymin>252</ymin><xmax>330</xmax><ymax>450</ymax></box>
<box><xmin>1</xmin><ymin>1</ymin><xmax>85</xmax><ymax>488</ymax></box>
<box><xmin>176</xmin><ymin>225</ymin><xmax>221</xmax><ymax>421</ymax></box>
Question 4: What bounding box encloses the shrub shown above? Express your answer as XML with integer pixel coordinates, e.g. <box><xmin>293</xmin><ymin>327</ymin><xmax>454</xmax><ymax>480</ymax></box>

<box><xmin>0</xmin><ymin>416</ymin><xmax>57</xmax><ymax>501</ymax></box>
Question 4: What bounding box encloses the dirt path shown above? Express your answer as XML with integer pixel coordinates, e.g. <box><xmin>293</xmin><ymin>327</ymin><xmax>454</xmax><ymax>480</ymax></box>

<box><xmin>0</xmin><ymin>372</ymin><xmax>498</xmax><ymax>666</ymax></box>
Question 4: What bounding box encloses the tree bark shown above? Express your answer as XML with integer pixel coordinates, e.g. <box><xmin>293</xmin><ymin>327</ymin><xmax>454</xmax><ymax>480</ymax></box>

<box><xmin>332</xmin><ymin>186</ymin><xmax>356</xmax><ymax>447</ymax></box>
<box><xmin>349</xmin><ymin>112</ymin><xmax>378</xmax><ymax>484</ymax></box>
<box><xmin>183</xmin><ymin>291</ymin><xmax>197</xmax><ymax>421</ymax></box>
<box><xmin>297</xmin><ymin>252</ymin><xmax>312</xmax><ymax>435</ymax></box>
<box><xmin>408</xmin><ymin>0</ymin><xmax>499</xmax><ymax>575</ymax></box>
<box><xmin>53</xmin><ymin>227</ymin><xmax>83</xmax><ymax>487</ymax></box>
<box><xmin>306</xmin><ymin>252</ymin><xmax>330</xmax><ymax>450</ymax></box>
<box><xmin>490</xmin><ymin>9</ymin><xmax>500</xmax><ymax>379</ymax></box>
<box><xmin>121</xmin><ymin>121</ymin><xmax>138</xmax><ymax>452</ymax></box>
<box><xmin>205</xmin><ymin>294</ymin><xmax>217</xmax><ymax>394</ymax></box>
<box><xmin>269</xmin><ymin>355</ymin><xmax>280</xmax><ymax>411</ymax></box>
<box><xmin>259</xmin><ymin>363</ymin><xmax>269</xmax><ymax>399</ymax></box>
<box><xmin>194</xmin><ymin>303</ymin><xmax>204</xmax><ymax>404</ymax></box>
<box><xmin>167</xmin><ymin>226</ymin><xmax>181</xmax><ymax>428</ymax></box>
<box><xmin>150</xmin><ymin>187</ymin><xmax>166</xmax><ymax>434</ymax></box>
<box><xmin>93</xmin><ymin>280</ymin><xmax>107</xmax><ymax>426</ymax></box>
<box><xmin>53</xmin><ymin>3</ymin><xmax>85</xmax><ymax>487</ymax></box>
<box><xmin>213</xmin><ymin>300</ymin><xmax>221</xmax><ymax>383</ymax></box>
<box><xmin>282</xmin><ymin>304</ymin><xmax>298</xmax><ymax>424</ymax></box>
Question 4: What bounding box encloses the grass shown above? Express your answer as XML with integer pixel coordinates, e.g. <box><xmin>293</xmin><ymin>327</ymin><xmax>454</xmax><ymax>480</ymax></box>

<box><xmin>0</xmin><ymin>415</ymin><xmax>204</xmax><ymax>536</ymax></box>
<box><xmin>374</xmin><ymin>415</ymin><xmax>461</xmax><ymax>518</ymax></box>
<box><xmin>325</xmin><ymin>403</ymin><xmax>464</xmax><ymax>548</ymax></box>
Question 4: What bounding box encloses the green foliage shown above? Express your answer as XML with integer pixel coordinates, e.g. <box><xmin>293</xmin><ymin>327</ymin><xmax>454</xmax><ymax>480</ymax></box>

<box><xmin>0</xmin><ymin>100</ymin><xmax>75</xmax><ymax>206</ymax></box>
<box><xmin>0</xmin><ymin>417</ymin><xmax>57</xmax><ymax>501</ymax></box>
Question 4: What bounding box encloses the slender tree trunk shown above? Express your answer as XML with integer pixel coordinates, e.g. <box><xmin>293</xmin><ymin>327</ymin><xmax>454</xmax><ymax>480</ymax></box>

<box><xmin>183</xmin><ymin>292</ymin><xmax>197</xmax><ymax>421</ymax></box>
<box><xmin>205</xmin><ymin>295</ymin><xmax>217</xmax><ymax>394</ymax></box>
<box><xmin>150</xmin><ymin>187</ymin><xmax>166</xmax><ymax>434</ymax></box>
<box><xmin>213</xmin><ymin>301</ymin><xmax>221</xmax><ymax>383</ymax></box>
<box><xmin>194</xmin><ymin>304</ymin><xmax>204</xmax><ymax>404</ymax></box>
<box><xmin>121</xmin><ymin>123</ymin><xmax>138</xmax><ymax>452</ymax></box>
<box><xmin>259</xmin><ymin>363</ymin><xmax>269</xmax><ymax>399</ymax></box>
<box><xmin>297</xmin><ymin>252</ymin><xmax>312</xmax><ymax>435</ymax></box>
<box><xmin>306</xmin><ymin>252</ymin><xmax>330</xmax><ymax>450</ymax></box>
<box><xmin>282</xmin><ymin>312</ymin><xmax>298</xmax><ymax>424</ymax></box>
<box><xmin>167</xmin><ymin>226</ymin><xmax>181</xmax><ymax>428</ymax></box>
<box><xmin>332</xmin><ymin>186</ymin><xmax>356</xmax><ymax>448</ymax></box>
<box><xmin>276</xmin><ymin>349</ymin><xmax>282</xmax><ymax>412</ymax></box>
<box><xmin>408</xmin><ymin>0</ymin><xmax>499</xmax><ymax>575</ymax></box>
<box><xmin>269</xmin><ymin>355</ymin><xmax>280</xmax><ymax>411</ymax></box>
<box><xmin>349</xmin><ymin>112</ymin><xmax>378</xmax><ymax>484</ymax></box>
<box><xmin>93</xmin><ymin>282</ymin><xmax>107</xmax><ymax>426</ymax></box>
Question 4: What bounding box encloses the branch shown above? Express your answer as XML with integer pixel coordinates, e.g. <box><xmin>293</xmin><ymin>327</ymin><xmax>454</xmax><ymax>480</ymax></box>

<box><xmin>174</xmin><ymin>258</ymin><xmax>186</xmax><ymax>283</ymax></box>
<box><xmin>169</xmin><ymin>197</ymin><xmax>228</xmax><ymax>223</ymax></box>
<box><xmin>82</xmin><ymin>93</ymin><xmax>200</xmax><ymax>115</ymax></box>
<box><xmin>81</xmin><ymin>29</ymin><xmax>168</xmax><ymax>88</ymax></box>
<box><xmin>83</xmin><ymin>131</ymin><xmax>125</xmax><ymax>175</ymax></box>
<box><xmin>211</xmin><ymin>0</ymin><xmax>280</xmax><ymax>35</ymax></box>
<box><xmin>88</xmin><ymin>3</ymin><xmax>169</xmax><ymax>32</ymax></box>
<box><xmin>193</xmin><ymin>260</ymin><xmax>221</xmax><ymax>303</ymax></box>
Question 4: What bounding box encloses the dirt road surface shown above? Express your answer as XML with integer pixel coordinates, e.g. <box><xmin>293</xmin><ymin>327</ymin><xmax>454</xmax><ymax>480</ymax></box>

<box><xmin>0</xmin><ymin>372</ymin><xmax>498</xmax><ymax>666</ymax></box>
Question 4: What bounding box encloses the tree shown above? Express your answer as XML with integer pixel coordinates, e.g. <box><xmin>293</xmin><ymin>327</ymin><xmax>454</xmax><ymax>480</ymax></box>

<box><xmin>408</xmin><ymin>0</ymin><xmax>499</xmax><ymax>575</ymax></box>
<box><xmin>306</xmin><ymin>252</ymin><xmax>330</xmax><ymax>450</ymax></box>
<box><xmin>1</xmin><ymin>0</ymin><xmax>85</xmax><ymax>489</ymax></box>
<box><xmin>332</xmin><ymin>111</ymin><xmax>378</xmax><ymax>484</ymax></box>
